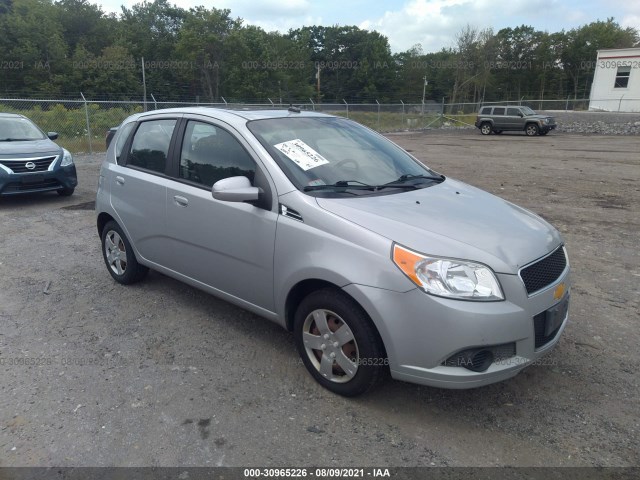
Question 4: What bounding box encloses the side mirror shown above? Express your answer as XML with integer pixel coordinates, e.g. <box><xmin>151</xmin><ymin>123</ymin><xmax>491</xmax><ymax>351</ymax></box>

<box><xmin>518</xmin><ymin>113</ymin><xmax>524</xmax><ymax>117</ymax></box>
<box><xmin>211</xmin><ymin>176</ymin><xmax>260</xmax><ymax>203</ymax></box>
<box><xmin>47</xmin><ymin>132</ymin><xmax>59</xmax><ymax>140</ymax></box>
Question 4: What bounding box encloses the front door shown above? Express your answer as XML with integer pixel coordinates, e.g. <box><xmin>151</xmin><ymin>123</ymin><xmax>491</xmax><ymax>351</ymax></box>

<box><xmin>164</xmin><ymin>119</ymin><xmax>278</xmax><ymax>312</ymax></box>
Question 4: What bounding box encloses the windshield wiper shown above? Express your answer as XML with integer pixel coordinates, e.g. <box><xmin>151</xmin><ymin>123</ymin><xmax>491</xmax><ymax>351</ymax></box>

<box><xmin>304</xmin><ymin>179</ymin><xmax>420</xmax><ymax>193</ymax></box>
<box><xmin>0</xmin><ymin>138</ymin><xmax>33</xmax><ymax>141</ymax></box>
<box><xmin>385</xmin><ymin>173</ymin><xmax>445</xmax><ymax>186</ymax></box>
<box><xmin>304</xmin><ymin>180</ymin><xmax>375</xmax><ymax>192</ymax></box>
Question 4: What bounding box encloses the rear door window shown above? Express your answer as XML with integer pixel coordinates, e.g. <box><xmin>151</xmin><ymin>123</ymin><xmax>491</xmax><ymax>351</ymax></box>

<box><xmin>127</xmin><ymin>119</ymin><xmax>177</xmax><ymax>174</ymax></box>
<box><xmin>493</xmin><ymin>108</ymin><xmax>505</xmax><ymax>115</ymax></box>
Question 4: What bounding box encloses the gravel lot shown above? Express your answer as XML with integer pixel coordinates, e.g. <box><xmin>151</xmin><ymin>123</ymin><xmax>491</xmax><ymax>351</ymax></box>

<box><xmin>0</xmin><ymin>130</ymin><xmax>638</xmax><ymax>468</ymax></box>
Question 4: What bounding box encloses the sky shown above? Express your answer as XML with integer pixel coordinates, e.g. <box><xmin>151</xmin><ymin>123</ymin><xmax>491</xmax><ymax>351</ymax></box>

<box><xmin>96</xmin><ymin>0</ymin><xmax>640</xmax><ymax>53</ymax></box>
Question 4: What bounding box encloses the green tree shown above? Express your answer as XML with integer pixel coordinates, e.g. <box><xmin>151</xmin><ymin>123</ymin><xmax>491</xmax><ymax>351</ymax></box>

<box><xmin>0</xmin><ymin>0</ymin><xmax>67</xmax><ymax>94</ymax></box>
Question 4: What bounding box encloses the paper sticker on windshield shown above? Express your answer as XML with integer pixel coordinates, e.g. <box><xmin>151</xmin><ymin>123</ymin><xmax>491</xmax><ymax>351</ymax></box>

<box><xmin>274</xmin><ymin>139</ymin><xmax>329</xmax><ymax>171</ymax></box>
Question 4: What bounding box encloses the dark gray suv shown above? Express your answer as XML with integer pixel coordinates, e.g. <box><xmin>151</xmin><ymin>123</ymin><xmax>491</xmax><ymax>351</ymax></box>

<box><xmin>475</xmin><ymin>106</ymin><xmax>557</xmax><ymax>136</ymax></box>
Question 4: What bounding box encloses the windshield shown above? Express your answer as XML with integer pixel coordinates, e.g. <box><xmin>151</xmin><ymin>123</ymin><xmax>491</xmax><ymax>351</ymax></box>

<box><xmin>0</xmin><ymin>117</ymin><xmax>46</xmax><ymax>141</ymax></box>
<box><xmin>521</xmin><ymin>106</ymin><xmax>537</xmax><ymax>116</ymax></box>
<box><xmin>247</xmin><ymin>116</ymin><xmax>441</xmax><ymax>196</ymax></box>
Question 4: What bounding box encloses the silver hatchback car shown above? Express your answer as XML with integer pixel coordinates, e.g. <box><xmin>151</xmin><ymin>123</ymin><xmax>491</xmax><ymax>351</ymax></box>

<box><xmin>96</xmin><ymin>108</ymin><xmax>570</xmax><ymax>396</ymax></box>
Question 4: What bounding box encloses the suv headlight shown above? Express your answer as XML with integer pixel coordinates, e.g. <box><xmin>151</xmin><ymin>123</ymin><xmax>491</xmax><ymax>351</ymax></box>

<box><xmin>393</xmin><ymin>244</ymin><xmax>504</xmax><ymax>301</ymax></box>
<box><xmin>60</xmin><ymin>149</ymin><xmax>74</xmax><ymax>167</ymax></box>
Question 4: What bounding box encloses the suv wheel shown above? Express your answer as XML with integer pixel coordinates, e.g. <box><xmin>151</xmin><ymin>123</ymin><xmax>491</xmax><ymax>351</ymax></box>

<box><xmin>294</xmin><ymin>288</ymin><xmax>388</xmax><ymax>396</ymax></box>
<box><xmin>101</xmin><ymin>221</ymin><xmax>148</xmax><ymax>284</ymax></box>
<box><xmin>480</xmin><ymin>122</ymin><xmax>492</xmax><ymax>135</ymax></box>
<box><xmin>525</xmin><ymin>123</ymin><xmax>539</xmax><ymax>136</ymax></box>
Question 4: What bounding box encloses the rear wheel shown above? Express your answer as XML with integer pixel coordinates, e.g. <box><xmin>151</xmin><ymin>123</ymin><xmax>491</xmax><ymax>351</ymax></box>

<box><xmin>101</xmin><ymin>221</ymin><xmax>148</xmax><ymax>284</ymax></box>
<box><xmin>57</xmin><ymin>187</ymin><xmax>74</xmax><ymax>196</ymax></box>
<box><xmin>294</xmin><ymin>288</ymin><xmax>388</xmax><ymax>396</ymax></box>
<box><xmin>525</xmin><ymin>123</ymin><xmax>539</xmax><ymax>136</ymax></box>
<box><xmin>480</xmin><ymin>122</ymin><xmax>492</xmax><ymax>135</ymax></box>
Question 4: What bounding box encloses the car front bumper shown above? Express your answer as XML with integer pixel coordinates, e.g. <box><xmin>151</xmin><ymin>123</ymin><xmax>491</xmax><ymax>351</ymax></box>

<box><xmin>343</xmin><ymin>266</ymin><xmax>570</xmax><ymax>389</ymax></box>
<box><xmin>0</xmin><ymin>165</ymin><xmax>77</xmax><ymax>196</ymax></box>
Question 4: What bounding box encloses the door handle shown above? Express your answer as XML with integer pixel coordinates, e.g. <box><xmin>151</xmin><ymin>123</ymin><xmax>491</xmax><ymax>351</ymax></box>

<box><xmin>173</xmin><ymin>195</ymin><xmax>189</xmax><ymax>207</ymax></box>
<box><xmin>115</xmin><ymin>176</ymin><xmax>125</xmax><ymax>185</ymax></box>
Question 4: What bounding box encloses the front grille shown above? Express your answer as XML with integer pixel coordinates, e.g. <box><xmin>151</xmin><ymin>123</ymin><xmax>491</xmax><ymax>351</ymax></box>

<box><xmin>534</xmin><ymin>312</ymin><xmax>561</xmax><ymax>349</ymax></box>
<box><xmin>2</xmin><ymin>179</ymin><xmax>61</xmax><ymax>193</ymax></box>
<box><xmin>519</xmin><ymin>246</ymin><xmax>567</xmax><ymax>295</ymax></box>
<box><xmin>0</xmin><ymin>156</ymin><xmax>58</xmax><ymax>173</ymax></box>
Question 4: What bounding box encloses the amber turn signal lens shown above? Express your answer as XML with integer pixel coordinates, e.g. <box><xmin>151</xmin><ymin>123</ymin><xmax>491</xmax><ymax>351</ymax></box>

<box><xmin>392</xmin><ymin>244</ymin><xmax>424</xmax><ymax>286</ymax></box>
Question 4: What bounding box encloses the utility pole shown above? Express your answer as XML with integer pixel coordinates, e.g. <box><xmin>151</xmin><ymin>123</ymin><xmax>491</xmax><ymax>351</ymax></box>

<box><xmin>141</xmin><ymin>57</ymin><xmax>147</xmax><ymax>112</ymax></box>
<box><xmin>421</xmin><ymin>76</ymin><xmax>428</xmax><ymax>115</ymax></box>
<box><xmin>316</xmin><ymin>63</ymin><xmax>321</xmax><ymax>104</ymax></box>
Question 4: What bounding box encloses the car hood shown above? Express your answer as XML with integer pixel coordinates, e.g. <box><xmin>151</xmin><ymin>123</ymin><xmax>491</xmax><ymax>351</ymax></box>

<box><xmin>0</xmin><ymin>139</ymin><xmax>62</xmax><ymax>158</ymax></box>
<box><xmin>315</xmin><ymin>178</ymin><xmax>562</xmax><ymax>274</ymax></box>
<box><xmin>528</xmin><ymin>114</ymin><xmax>554</xmax><ymax>120</ymax></box>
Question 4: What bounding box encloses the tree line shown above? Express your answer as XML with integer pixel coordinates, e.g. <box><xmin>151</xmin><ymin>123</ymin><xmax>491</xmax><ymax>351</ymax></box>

<box><xmin>0</xmin><ymin>0</ymin><xmax>638</xmax><ymax>103</ymax></box>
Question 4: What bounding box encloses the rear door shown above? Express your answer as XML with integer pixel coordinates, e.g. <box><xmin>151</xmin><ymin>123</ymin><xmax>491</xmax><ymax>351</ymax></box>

<box><xmin>110</xmin><ymin>115</ymin><xmax>180</xmax><ymax>265</ymax></box>
<box><xmin>492</xmin><ymin>107</ymin><xmax>507</xmax><ymax>129</ymax></box>
<box><xmin>164</xmin><ymin>117</ymin><xmax>278</xmax><ymax>312</ymax></box>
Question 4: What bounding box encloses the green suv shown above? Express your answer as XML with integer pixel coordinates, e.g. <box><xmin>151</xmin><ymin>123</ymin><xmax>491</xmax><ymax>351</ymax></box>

<box><xmin>475</xmin><ymin>106</ymin><xmax>557</xmax><ymax>136</ymax></box>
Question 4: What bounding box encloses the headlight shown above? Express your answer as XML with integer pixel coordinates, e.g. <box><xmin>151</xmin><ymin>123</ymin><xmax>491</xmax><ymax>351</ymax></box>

<box><xmin>392</xmin><ymin>244</ymin><xmax>504</xmax><ymax>301</ymax></box>
<box><xmin>60</xmin><ymin>149</ymin><xmax>74</xmax><ymax>167</ymax></box>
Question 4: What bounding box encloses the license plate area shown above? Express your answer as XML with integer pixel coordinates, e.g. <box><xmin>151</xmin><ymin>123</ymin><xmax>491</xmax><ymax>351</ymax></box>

<box><xmin>21</xmin><ymin>174</ymin><xmax>45</xmax><ymax>184</ymax></box>
<box><xmin>545</xmin><ymin>295</ymin><xmax>569</xmax><ymax>336</ymax></box>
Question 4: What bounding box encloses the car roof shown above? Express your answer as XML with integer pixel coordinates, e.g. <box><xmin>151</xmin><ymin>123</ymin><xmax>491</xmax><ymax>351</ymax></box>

<box><xmin>130</xmin><ymin>107</ymin><xmax>334</xmax><ymax>128</ymax></box>
<box><xmin>0</xmin><ymin>113</ymin><xmax>26</xmax><ymax>119</ymax></box>
<box><xmin>481</xmin><ymin>106</ymin><xmax>522</xmax><ymax>109</ymax></box>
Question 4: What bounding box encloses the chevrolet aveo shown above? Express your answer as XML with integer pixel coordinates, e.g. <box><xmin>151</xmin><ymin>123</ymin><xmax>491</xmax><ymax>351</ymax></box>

<box><xmin>96</xmin><ymin>108</ymin><xmax>570</xmax><ymax>396</ymax></box>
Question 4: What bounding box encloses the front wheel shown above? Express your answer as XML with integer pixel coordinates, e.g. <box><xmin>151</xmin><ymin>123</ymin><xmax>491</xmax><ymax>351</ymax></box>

<box><xmin>294</xmin><ymin>288</ymin><xmax>388</xmax><ymax>396</ymax></box>
<box><xmin>480</xmin><ymin>122</ymin><xmax>492</xmax><ymax>135</ymax></box>
<box><xmin>101</xmin><ymin>221</ymin><xmax>148</xmax><ymax>284</ymax></box>
<box><xmin>57</xmin><ymin>188</ymin><xmax>74</xmax><ymax>196</ymax></box>
<box><xmin>525</xmin><ymin>123</ymin><xmax>539</xmax><ymax>136</ymax></box>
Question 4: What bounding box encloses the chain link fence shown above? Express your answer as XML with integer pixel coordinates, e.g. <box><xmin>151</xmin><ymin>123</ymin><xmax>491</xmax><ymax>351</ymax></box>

<box><xmin>1</xmin><ymin>95</ymin><xmax>634</xmax><ymax>153</ymax></box>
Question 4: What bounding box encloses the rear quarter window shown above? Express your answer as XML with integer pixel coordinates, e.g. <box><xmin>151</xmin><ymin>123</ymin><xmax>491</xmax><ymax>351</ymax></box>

<box><xmin>115</xmin><ymin>122</ymin><xmax>136</xmax><ymax>162</ymax></box>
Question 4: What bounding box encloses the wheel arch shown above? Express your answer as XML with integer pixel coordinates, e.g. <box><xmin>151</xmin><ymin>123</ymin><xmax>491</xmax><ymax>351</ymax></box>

<box><xmin>97</xmin><ymin>212</ymin><xmax>116</xmax><ymax>237</ymax></box>
<box><xmin>284</xmin><ymin>279</ymin><xmax>384</xmax><ymax>356</ymax></box>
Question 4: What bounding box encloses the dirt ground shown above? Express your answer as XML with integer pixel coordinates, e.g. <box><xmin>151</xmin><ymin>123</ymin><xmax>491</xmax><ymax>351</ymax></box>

<box><xmin>0</xmin><ymin>130</ymin><xmax>638</xmax><ymax>468</ymax></box>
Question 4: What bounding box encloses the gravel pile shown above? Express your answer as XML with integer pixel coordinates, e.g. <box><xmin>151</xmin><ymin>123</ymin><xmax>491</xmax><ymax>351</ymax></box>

<box><xmin>548</xmin><ymin>111</ymin><xmax>640</xmax><ymax>135</ymax></box>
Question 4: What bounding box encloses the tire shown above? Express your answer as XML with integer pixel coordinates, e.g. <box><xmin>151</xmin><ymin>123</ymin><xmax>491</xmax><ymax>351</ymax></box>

<box><xmin>480</xmin><ymin>122</ymin><xmax>492</xmax><ymax>135</ymax></box>
<box><xmin>57</xmin><ymin>188</ymin><xmax>74</xmax><ymax>196</ymax></box>
<box><xmin>525</xmin><ymin>123</ymin><xmax>539</xmax><ymax>136</ymax></box>
<box><xmin>294</xmin><ymin>288</ymin><xmax>388</xmax><ymax>396</ymax></box>
<box><xmin>101</xmin><ymin>221</ymin><xmax>148</xmax><ymax>285</ymax></box>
